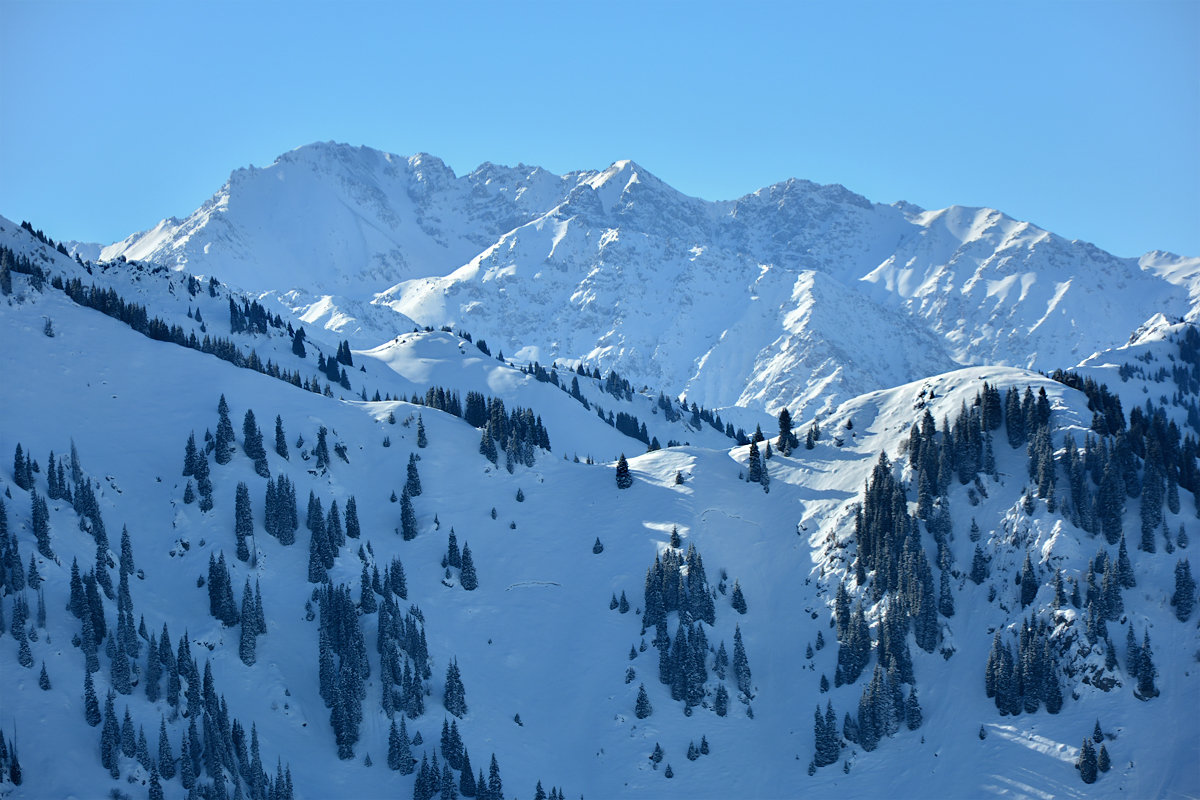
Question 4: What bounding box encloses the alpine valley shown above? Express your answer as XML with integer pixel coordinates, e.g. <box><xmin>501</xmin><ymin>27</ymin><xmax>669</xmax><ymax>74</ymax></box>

<box><xmin>1</xmin><ymin>142</ymin><xmax>1198</xmax><ymax>800</ymax></box>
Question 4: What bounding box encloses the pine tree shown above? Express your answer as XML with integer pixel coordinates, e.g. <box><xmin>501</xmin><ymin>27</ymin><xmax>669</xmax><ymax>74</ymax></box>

<box><xmin>215</xmin><ymin>395</ymin><xmax>235</xmax><ymax>465</ymax></box>
<box><xmin>460</xmin><ymin>545</ymin><xmax>478</xmax><ymax>591</ymax></box>
<box><xmin>84</xmin><ymin>670</ymin><xmax>101</xmax><ymax>726</ymax></box>
<box><xmin>444</xmin><ymin>658</ymin><xmax>468</xmax><ymax>718</ymax></box>
<box><xmin>400</xmin><ymin>490</ymin><xmax>417</xmax><ymax>541</ymax></box>
<box><xmin>731</xmin><ymin>580</ymin><xmax>747</xmax><ymax>613</ymax></box>
<box><xmin>733</xmin><ymin>625</ymin><xmax>752</xmax><ymax>698</ymax></box>
<box><xmin>970</xmin><ymin>545</ymin><xmax>989</xmax><ymax>584</ymax></box>
<box><xmin>417</xmin><ymin>415</ymin><xmax>428</xmax><ymax>448</ymax></box>
<box><xmin>345</xmin><ymin>496</ymin><xmax>360</xmax><ymax>540</ymax></box>
<box><xmin>235</xmin><ymin>482</ymin><xmax>253</xmax><ymax>562</ymax></box>
<box><xmin>158</xmin><ymin>716</ymin><xmax>176</xmax><ymax>779</ymax></box>
<box><xmin>1078</xmin><ymin>738</ymin><xmax>1098</xmax><ymax>784</ymax></box>
<box><xmin>459</xmin><ymin>749</ymin><xmax>476</xmax><ymax>796</ymax></box>
<box><xmin>746</xmin><ymin>442</ymin><xmax>762</xmax><ymax>483</ymax></box>
<box><xmin>240</xmin><ymin>579</ymin><xmax>258</xmax><ymax>666</ymax></box>
<box><xmin>615</xmin><ymin>454</ymin><xmax>633</xmax><ymax>489</ymax></box>
<box><xmin>1172</xmin><ymin>559</ymin><xmax>1196</xmax><ymax>621</ymax></box>
<box><xmin>905</xmin><ymin>686</ymin><xmax>923</xmax><ymax>730</ymax></box>
<box><xmin>1136</xmin><ymin>629</ymin><xmax>1158</xmax><ymax>699</ymax></box>
<box><xmin>275</xmin><ymin>415</ymin><xmax>289</xmax><ymax>460</ymax></box>
<box><xmin>488</xmin><ymin>753</ymin><xmax>504</xmax><ymax>800</ymax></box>
<box><xmin>776</xmin><ymin>408</ymin><xmax>794</xmax><ymax>455</ymax></box>
<box><xmin>939</xmin><ymin>569</ymin><xmax>955</xmax><ymax>617</ymax></box>
<box><xmin>406</xmin><ymin>454</ymin><xmax>423</xmax><ymax>497</ymax></box>
<box><xmin>479</xmin><ymin>429</ymin><xmax>498</xmax><ymax>466</ymax></box>
<box><xmin>1020</xmin><ymin>551</ymin><xmax>1038</xmax><ymax>608</ymax></box>
<box><xmin>1098</xmin><ymin>743</ymin><xmax>1111</xmax><ymax>773</ymax></box>
<box><xmin>635</xmin><ymin>684</ymin><xmax>652</xmax><ymax>718</ymax></box>
<box><xmin>714</xmin><ymin>683</ymin><xmax>729</xmax><ymax>716</ymax></box>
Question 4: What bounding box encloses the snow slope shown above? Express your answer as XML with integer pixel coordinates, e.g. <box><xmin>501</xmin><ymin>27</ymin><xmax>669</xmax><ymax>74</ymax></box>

<box><xmin>98</xmin><ymin>143</ymin><xmax>1200</xmax><ymax>421</ymax></box>
<box><xmin>1</xmin><ymin>222</ymin><xmax>1197</xmax><ymax>799</ymax></box>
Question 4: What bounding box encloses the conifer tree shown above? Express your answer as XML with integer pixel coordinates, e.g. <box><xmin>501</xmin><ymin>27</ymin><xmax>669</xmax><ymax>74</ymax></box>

<box><xmin>713</xmin><ymin>684</ymin><xmax>729</xmax><ymax>717</ymax></box>
<box><xmin>747</xmin><ymin>442</ymin><xmax>762</xmax><ymax>483</ymax></box>
<box><xmin>1020</xmin><ymin>551</ymin><xmax>1038</xmax><ymax>608</ymax></box>
<box><xmin>31</xmin><ymin>491</ymin><xmax>53</xmax><ymax>559</ymax></box>
<box><xmin>615</xmin><ymin>454</ymin><xmax>633</xmax><ymax>489</ymax></box>
<box><xmin>215</xmin><ymin>395</ymin><xmax>235</xmax><ymax>465</ymax></box>
<box><xmin>158</xmin><ymin>716</ymin><xmax>175</xmax><ymax>779</ymax></box>
<box><xmin>733</xmin><ymin>625</ymin><xmax>752</xmax><ymax>698</ymax></box>
<box><xmin>488</xmin><ymin>753</ymin><xmax>503</xmax><ymax>800</ymax></box>
<box><xmin>1078</xmin><ymin>738</ymin><xmax>1098</xmax><ymax>784</ymax></box>
<box><xmin>777</xmin><ymin>408</ymin><xmax>794</xmax><ymax>455</ymax></box>
<box><xmin>939</xmin><ymin>569</ymin><xmax>955</xmax><ymax>617</ymax></box>
<box><xmin>400</xmin><ymin>490</ymin><xmax>418</xmax><ymax>541</ymax></box>
<box><xmin>459</xmin><ymin>749</ymin><xmax>475</xmax><ymax>796</ymax></box>
<box><xmin>312</xmin><ymin>426</ymin><xmax>334</xmax><ymax>470</ymax></box>
<box><xmin>239</xmin><ymin>579</ymin><xmax>258</xmax><ymax>666</ymax></box>
<box><xmin>1172</xmin><ymin>559</ymin><xmax>1196</xmax><ymax>621</ymax></box>
<box><xmin>635</xmin><ymin>684</ymin><xmax>653</xmax><ymax>718</ymax></box>
<box><xmin>234</xmin><ymin>482</ymin><xmax>253</xmax><ymax>562</ymax></box>
<box><xmin>444</xmin><ymin>658</ymin><xmax>468</xmax><ymax>718</ymax></box>
<box><xmin>731</xmin><ymin>580</ymin><xmax>747</xmax><ymax>614</ymax></box>
<box><xmin>480</xmin><ymin>429</ymin><xmax>498</xmax><ymax>466</ymax></box>
<box><xmin>1136</xmin><ymin>629</ymin><xmax>1158</xmax><ymax>698</ymax></box>
<box><xmin>275</xmin><ymin>416</ymin><xmax>289</xmax><ymax>460</ymax></box>
<box><xmin>83</xmin><ymin>669</ymin><xmax>101</xmax><ymax>726</ymax></box>
<box><xmin>460</xmin><ymin>545</ymin><xmax>478</xmax><ymax>591</ymax></box>
<box><xmin>971</xmin><ymin>545</ymin><xmax>990</xmax><ymax>585</ymax></box>
<box><xmin>905</xmin><ymin>686</ymin><xmax>923</xmax><ymax>729</ymax></box>
<box><xmin>345</xmin><ymin>496</ymin><xmax>360</xmax><ymax>540</ymax></box>
<box><xmin>406</xmin><ymin>454</ymin><xmax>423</xmax><ymax>496</ymax></box>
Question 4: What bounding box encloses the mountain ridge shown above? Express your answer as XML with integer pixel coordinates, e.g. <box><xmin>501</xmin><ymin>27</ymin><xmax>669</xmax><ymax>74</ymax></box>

<box><xmin>96</xmin><ymin>142</ymin><xmax>1199</xmax><ymax>422</ymax></box>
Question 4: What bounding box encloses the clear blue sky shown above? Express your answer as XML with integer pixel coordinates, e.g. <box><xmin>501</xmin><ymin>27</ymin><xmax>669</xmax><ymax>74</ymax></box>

<box><xmin>2</xmin><ymin>0</ymin><xmax>1197</xmax><ymax>258</ymax></box>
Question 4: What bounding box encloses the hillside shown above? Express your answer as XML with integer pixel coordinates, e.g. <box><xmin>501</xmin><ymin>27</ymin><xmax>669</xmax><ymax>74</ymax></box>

<box><xmin>97</xmin><ymin>142</ymin><xmax>1200</xmax><ymax>421</ymax></box>
<box><xmin>0</xmin><ymin>217</ymin><xmax>1197</xmax><ymax>799</ymax></box>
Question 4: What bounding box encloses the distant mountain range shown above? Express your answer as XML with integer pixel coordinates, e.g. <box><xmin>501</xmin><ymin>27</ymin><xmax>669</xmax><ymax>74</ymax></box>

<box><xmin>97</xmin><ymin>142</ymin><xmax>1199</xmax><ymax>419</ymax></box>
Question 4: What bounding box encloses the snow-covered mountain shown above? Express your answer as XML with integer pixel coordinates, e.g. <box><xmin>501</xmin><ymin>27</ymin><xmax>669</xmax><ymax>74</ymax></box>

<box><xmin>100</xmin><ymin>142</ymin><xmax>1200</xmax><ymax>421</ymax></box>
<box><xmin>2</xmin><ymin>210</ymin><xmax>1199</xmax><ymax>800</ymax></box>
<box><xmin>3</xmin><ymin>136</ymin><xmax>1199</xmax><ymax>800</ymax></box>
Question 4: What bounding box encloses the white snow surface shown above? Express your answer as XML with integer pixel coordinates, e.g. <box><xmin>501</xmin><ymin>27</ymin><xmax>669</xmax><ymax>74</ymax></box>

<box><xmin>98</xmin><ymin>143</ymin><xmax>1200</xmax><ymax>421</ymax></box>
<box><xmin>1</xmin><ymin>218</ymin><xmax>1198</xmax><ymax>799</ymax></box>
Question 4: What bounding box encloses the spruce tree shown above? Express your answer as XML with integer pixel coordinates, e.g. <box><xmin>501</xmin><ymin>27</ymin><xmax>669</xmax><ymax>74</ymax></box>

<box><xmin>444</xmin><ymin>658</ymin><xmax>468</xmax><ymax>718</ymax></box>
<box><xmin>460</xmin><ymin>545</ymin><xmax>478</xmax><ymax>591</ymax></box>
<box><xmin>1172</xmin><ymin>559</ymin><xmax>1196</xmax><ymax>621</ymax></box>
<box><xmin>400</xmin><ymin>490</ymin><xmax>417</xmax><ymax>541</ymax></box>
<box><xmin>488</xmin><ymin>753</ymin><xmax>503</xmax><ymax>800</ymax></box>
<box><xmin>215</xmin><ymin>395</ymin><xmax>235</xmax><ymax>465</ymax></box>
<box><xmin>406</xmin><ymin>454</ymin><xmax>423</xmax><ymax>497</ymax></box>
<box><xmin>84</xmin><ymin>669</ymin><xmax>101</xmax><ymax>725</ymax></box>
<box><xmin>158</xmin><ymin>716</ymin><xmax>175</xmax><ymax>779</ymax></box>
<box><xmin>234</xmin><ymin>482</ymin><xmax>253</xmax><ymax>562</ymax></box>
<box><xmin>635</xmin><ymin>684</ymin><xmax>652</xmax><ymax>718</ymax></box>
<box><xmin>747</xmin><ymin>442</ymin><xmax>762</xmax><ymax>483</ymax></box>
<box><xmin>1136</xmin><ymin>629</ymin><xmax>1158</xmax><ymax>699</ymax></box>
<box><xmin>1078</xmin><ymin>738</ymin><xmax>1098</xmax><ymax>784</ymax></box>
<box><xmin>275</xmin><ymin>416</ymin><xmax>289</xmax><ymax>460</ymax></box>
<box><xmin>733</xmin><ymin>625</ymin><xmax>752</xmax><ymax>698</ymax></box>
<box><xmin>239</xmin><ymin>579</ymin><xmax>258</xmax><ymax>666</ymax></box>
<box><xmin>720</xmin><ymin>579</ymin><xmax>744</xmax><ymax>615</ymax></box>
<box><xmin>615</xmin><ymin>454</ymin><xmax>633</xmax><ymax>489</ymax></box>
